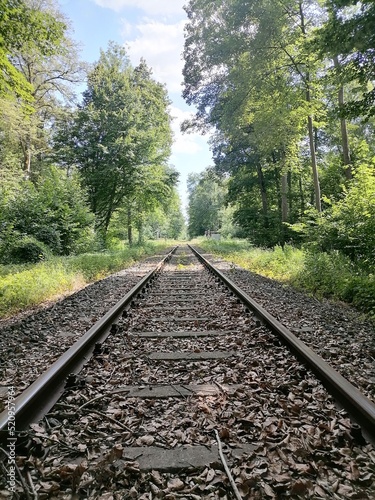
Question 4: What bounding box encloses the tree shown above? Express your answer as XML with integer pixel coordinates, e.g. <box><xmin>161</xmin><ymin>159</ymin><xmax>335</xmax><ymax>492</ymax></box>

<box><xmin>183</xmin><ymin>0</ymin><xmax>329</xmax><ymax>247</ymax></box>
<box><xmin>54</xmin><ymin>44</ymin><xmax>174</xmax><ymax>237</ymax></box>
<box><xmin>187</xmin><ymin>171</ymin><xmax>227</xmax><ymax>237</ymax></box>
<box><xmin>140</xmin><ymin>189</ymin><xmax>185</xmax><ymax>240</ymax></box>
<box><xmin>183</xmin><ymin>0</ymin><xmax>326</xmax><ymax>226</ymax></box>
<box><xmin>0</xmin><ymin>0</ymin><xmax>65</xmax><ymax>104</ymax></box>
<box><xmin>306</xmin><ymin>150</ymin><xmax>375</xmax><ymax>268</ymax></box>
<box><xmin>124</xmin><ymin>164</ymin><xmax>179</xmax><ymax>244</ymax></box>
<box><xmin>315</xmin><ymin>0</ymin><xmax>375</xmax><ymax>119</ymax></box>
<box><xmin>4</xmin><ymin>0</ymin><xmax>85</xmax><ymax>176</ymax></box>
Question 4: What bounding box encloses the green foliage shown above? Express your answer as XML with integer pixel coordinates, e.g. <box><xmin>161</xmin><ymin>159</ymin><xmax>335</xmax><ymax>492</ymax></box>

<box><xmin>0</xmin><ymin>0</ymin><xmax>66</xmax><ymax>104</ymax></box>
<box><xmin>0</xmin><ymin>166</ymin><xmax>94</xmax><ymax>262</ymax></box>
<box><xmin>342</xmin><ymin>275</ymin><xmax>375</xmax><ymax>318</ymax></box>
<box><xmin>293</xmin><ymin>250</ymin><xmax>375</xmax><ymax>317</ymax></box>
<box><xmin>197</xmin><ymin>238</ymin><xmax>305</xmax><ymax>281</ymax></box>
<box><xmin>183</xmin><ymin>0</ymin><xmax>325</xmax><ymax>245</ymax></box>
<box><xmin>0</xmin><ymin>261</ymin><xmax>81</xmax><ymax>317</ymax></box>
<box><xmin>7</xmin><ymin>236</ymin><xmax>52</xmax><ymax>264</ymax></box>
<box><xmin>217</xmin><ymin>205</ymin><xmax>239</xmax><ymax>238</ymax></box>
<box><xmin>314</xmin><ymin>0</ymin><xmax>375</xmax><ymax>118</ymax></box>
<box><xmin>54</xmin><ymin>44</ymin><xmax>173</xmax><ymax>233</ymax></box>
<box><xmin>294</xmin><ymin>250</ymin><xmax>354</xmax><ymax>296</ymax></box>
<box><xmin>166</xmin><ymin>208</ymin><xmax>186</xmax><ymax>240</ymax></box>
<box><xmin>197</xmin><ymin>238</ymin><xmax>375</xmax><ymax>317</ymax></box>
<box><xmin>187</xmin><ymin>171</ymin><xmax>227</xmax><ymax>237</ymax></box>
<box><xmin>301</xmin><ymin>155</ymin><xmax>375</xmax><ymax>269</ymax></box>
<box><xmin>0</xmin><ymin>241</ymin><xmax>174</xmax><ymax>317</ymax></box>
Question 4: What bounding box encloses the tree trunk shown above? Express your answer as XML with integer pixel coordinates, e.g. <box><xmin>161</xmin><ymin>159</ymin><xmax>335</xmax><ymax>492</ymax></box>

<box><xmin>21</xmin><ymin>139</ymin><xmax>31</xmax><ymax>178</ymax></box>
<box><xmin>307</xmin><ymin>112</ymin><xmax>321</xmax><ymax>212</ymax></box>
<box><xmin>333</xmin><ymin>55</ymin><xmax>352</xmax><ymax>179</ymax></box>
<box><xmin>137</xmin><ymin>222</ymin><xmax>144</xmax><ymax>244</ymax></box>
<box><xmin>287</xmin><ymin>171</ymin><xmax>292</xmax><ymax>215</ymax></box>
<box><xmin>127</xmin><ymin>206</ymin><xmax>133</xmax><ymax>246</ymax></box>
<box><xmin>281</xmin><ymin>173</ymin><xmax>289</xmax><ymax>222</ymax></box>
<box><xmin>103</xmin><ymin>183</ymin><xmax>117</xmax><ymax>233</ymax></box>
<box><xmin>255</xmin><ymin>163</ymin><xmax>268</xmax><ymax>221</ymax></box>
<box><xmin>299</xmin><ymin>176</ymin><xmax>305</xmax><ymax>216</ymax></box>
<box><xmin>299</xmin><ymin>1</ymin><xmax>322</xmax><ymax>213</ymax></box>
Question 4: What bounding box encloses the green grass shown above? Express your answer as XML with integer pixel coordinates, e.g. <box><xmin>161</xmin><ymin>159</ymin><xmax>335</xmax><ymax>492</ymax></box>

<box><xmin>193</xmin><ymin>238</ymin><xmax>305</xmax><ymax>281</ymax></box>
<box><xmin>2</xmin><ymin>238</ymin><xmax>374</xmax><ymax>319</ymax></box>
<box><xmin>193</xmin><ymin>238</ymin><xmax>375</xmax><ymax>318</ymax></box>
<box><xmin>0</xmin><ymin>240</ymin><xmax>175</xmax><ymax>318</ymax></box>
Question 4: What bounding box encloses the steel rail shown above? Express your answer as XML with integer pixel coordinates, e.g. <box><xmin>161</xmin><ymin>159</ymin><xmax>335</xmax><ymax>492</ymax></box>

<box><xmin>189</xmin><ymin>245</ymin><xmax>375</xmax><ymax>443</ymax></box>
<box><xmin>0</xmin><ymin>246</ymin><xmax>177</xmax><ymax>446</ymax></box>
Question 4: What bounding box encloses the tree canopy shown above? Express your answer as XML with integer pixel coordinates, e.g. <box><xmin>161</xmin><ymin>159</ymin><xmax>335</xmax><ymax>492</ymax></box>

<box><xmin>0</xmin><ymin>2</ymin><xmax>181</xmax><ymax>262</ymax></box>
<box><xmin>183</xmin><ymin>0</ymin><xmax>375</xmax><ymax>267</ymax></box>
<box><xmin>54</xmin><ymin>44</ymin><xmax>174</xmax><ymax>236</ymax></box>
<box><xmin>0</xmin><ymin>0</ymin><xmax>66</xmax><ymax>104</ymax></box>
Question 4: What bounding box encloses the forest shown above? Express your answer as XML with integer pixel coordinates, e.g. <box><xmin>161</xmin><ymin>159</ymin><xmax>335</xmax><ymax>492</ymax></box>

<box><xmin>0</xmin><ymin>0</ymin><xmax>184</xmax><ymax>266</ymax></box>
<box><xmin>1</xmin><ymin>0</ymin><xmax>374</xmax><ymax>316</ymax></box>
<box><xmin>184</xmin><ymin>0</ymin><xmax>375</xmax><ymax>257</ymax></box>
<box><xmin>184</xmin><ymin>0</ymin><xmax>375</xmax><ymax>315</ymax></box>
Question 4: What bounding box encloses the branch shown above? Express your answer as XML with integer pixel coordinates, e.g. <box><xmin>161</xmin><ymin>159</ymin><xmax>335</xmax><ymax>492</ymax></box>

<box><xmin>213</xmin><ymin>430</ymin><xmax>243</xmax><ymax>500</ymax></box>
<box><xmin>278</xmin><ymin>45</ymin><xmax>308</xmax><ymax>84</ymax></box>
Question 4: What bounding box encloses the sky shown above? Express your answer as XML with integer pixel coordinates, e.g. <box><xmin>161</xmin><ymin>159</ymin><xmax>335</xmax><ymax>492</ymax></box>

<box><xmin>57</xmin><ymin>0</ymin><xmax>213</xmax><ymax>213</ymax></box>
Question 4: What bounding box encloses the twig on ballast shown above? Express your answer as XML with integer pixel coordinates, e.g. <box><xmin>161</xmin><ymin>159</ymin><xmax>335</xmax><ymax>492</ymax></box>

<box><xmin>213</xmin><ymin>430</ymin><xmax>243</xmax><ymax>500</ymax></box>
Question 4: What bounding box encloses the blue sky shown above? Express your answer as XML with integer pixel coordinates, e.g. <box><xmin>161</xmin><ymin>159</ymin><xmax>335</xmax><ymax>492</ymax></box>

<box><xmin>57</xmin><ymin>0</ymin><xmax>212</xmax><ymax>212</ymax></box>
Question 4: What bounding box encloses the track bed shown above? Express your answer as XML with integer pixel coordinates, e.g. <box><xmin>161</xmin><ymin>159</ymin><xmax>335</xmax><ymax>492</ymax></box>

<box><xmin>1</xmin><ymin>246</ymin><xmax>374</xmax><ymax>499</ymax></box>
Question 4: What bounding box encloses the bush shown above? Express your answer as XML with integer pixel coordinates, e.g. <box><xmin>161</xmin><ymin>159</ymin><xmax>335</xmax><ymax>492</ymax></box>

<box><xmin>301</xmin><ymin>157</ymin><xmax>375</xmax><ymax>270</ymax></box>
<box><xmin>196</xmin><ymin>237</ymin><xmax>375</xmax><ymax>318</ymax></box>
<box><xmin>6</xmin><ymin>236</ymin><xmax>52</xmax><ymax>264</ymax></box>
<box><xmin>293</xmin><ymin>250</ymin><xmax>354</xmax><ymax>297</ymax></box>
<box><xmin>342</xmin><ymin>275</ymin><xmax>375</xmax><ymax>318</ymax></box>
<box><xmin>0</xmin><ymin>166</ymin><xmax>95</xmax><ymax>262</ymax></box>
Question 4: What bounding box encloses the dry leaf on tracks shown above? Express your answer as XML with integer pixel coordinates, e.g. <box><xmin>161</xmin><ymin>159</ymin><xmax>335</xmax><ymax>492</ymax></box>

<box><xmin>167</xmin><ymin>478</ymin><xmax>185</xmax><ymax>491</ymax></box>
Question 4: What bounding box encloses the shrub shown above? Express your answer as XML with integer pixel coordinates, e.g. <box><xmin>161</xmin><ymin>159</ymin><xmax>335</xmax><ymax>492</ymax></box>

<box><xmin>7</xmin><ymin>236</ymin><xmax>52</xmax><ymax>264</ymax></box>
<box><xmin>0</xmin><ymin>166</ymin><xmax>95</xmax><ymax>261</ymax></box>
<box><xmin>197</xmin><ymin>237</ymin><xmax>375</xmax><ymax>318</ymax></box>
<box><xmin>300</xmin><ymin>158</ymin><xmax>375</xmax><ymax>270</ymax></box>
<box><xmin>342</xmin><ymin>275</ymin><xmax>375</xmax><ymax>318</ymax></box>
<box><xmin>293</xmin><ymin>250</ymin><xmax>354</xmax><ymax>298</ymax></box>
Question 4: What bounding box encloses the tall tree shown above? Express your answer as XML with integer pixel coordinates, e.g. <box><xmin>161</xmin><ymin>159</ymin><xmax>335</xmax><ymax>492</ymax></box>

<box><xmin>316</xmin><ymin>0</ymin><xmax>375</xmax><ymax>119</ymax></box>
<box><xmin>54</xmin><ymin>44</ymin><xmax>174</xmax><ymax>235</ymax></box>
<box><xmin>313</xmin><ymin>0</ymin><xmax>375</xmax><ymax>180</ymax></box>
<box><xmin>183</xmin><ymin>0</ymin><xmax>326</xmax><ymax>219</ymax></box>
<box><xmin>187</xmin><ymin>171</ymin><xmax>226</xmax><ymax>237</ymax></box>
<box><xmin>6</xmin><ymin>0</ymin><xmax>85</xmax><ymax>176</ymax></box>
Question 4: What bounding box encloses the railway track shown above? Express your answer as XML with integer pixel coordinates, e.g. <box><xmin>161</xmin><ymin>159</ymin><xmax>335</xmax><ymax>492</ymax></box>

<box><xmin>1</xmin><ymin>245</ymin><xmax>375</xmax><ymax>499</ymax></box>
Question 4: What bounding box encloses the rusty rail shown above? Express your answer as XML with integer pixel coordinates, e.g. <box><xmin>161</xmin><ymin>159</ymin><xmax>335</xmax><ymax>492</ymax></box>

<box><xmin>189</xmin><ymin>245</ymin><xmax>375</xmax><ymax>443</ymax></box>
<box><xmin>0</xmin><ymin>246</ymin><xmax>177</xmax><ymax>446</ymax></box>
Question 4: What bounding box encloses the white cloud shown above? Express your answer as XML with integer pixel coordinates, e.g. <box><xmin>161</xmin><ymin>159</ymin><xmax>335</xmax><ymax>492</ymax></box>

<box><xmin>124</xmin><ymin>19</ymin><xmax>186</xmax><ymax>93</ymax></box>
<box><xmin>120</xmin><ymin>19</ymin><xmax>134</xmax><ymax>38</ymax></box>
<box><xmin>93</xmin><ymin>0</ymin><xmax>186</xmax><ymax>16</ymax></box>
<box><xmin>169</xmin><ymin>105</ymin><xmax>205</xmax><ymax>155</ymax></box>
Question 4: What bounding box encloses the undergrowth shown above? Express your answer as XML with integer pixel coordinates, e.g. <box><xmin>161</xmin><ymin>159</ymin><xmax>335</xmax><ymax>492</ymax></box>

<box><xmin>0</xmin><ymin>241</ymin><xmax>174</xmax><ymax>318</ymax></box>
<box><xmin>195</xmin><ymin>238</ymin><xmax>375</xmax><ymax>318</ymax></box>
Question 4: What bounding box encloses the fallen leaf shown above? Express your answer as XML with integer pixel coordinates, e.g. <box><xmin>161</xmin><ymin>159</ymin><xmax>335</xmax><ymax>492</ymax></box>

<box><xmin>168</xmin><ymin>478</ymin><xmax>185</xmax><ymax>491</ymax></box>
<box><xmin>137</xmin><ymin>435</ymin><xmax>155</xmax><ymax>446</ymax></box>
<box><xmin>206</xmin><ymin>469</ymin><xmax>215</xmax><ymax>482</ymax></box>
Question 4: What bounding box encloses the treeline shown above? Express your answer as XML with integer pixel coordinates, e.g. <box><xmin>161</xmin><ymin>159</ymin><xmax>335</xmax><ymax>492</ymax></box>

<box><xmin>0</xmin><ymin>0</ymin><xmax>184</xmax><ymax>265</ymax></box>
<box><xmin>183</xmin><ymin>0</ymin><xmax>375</xmax><ymax>271</ymax></box>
